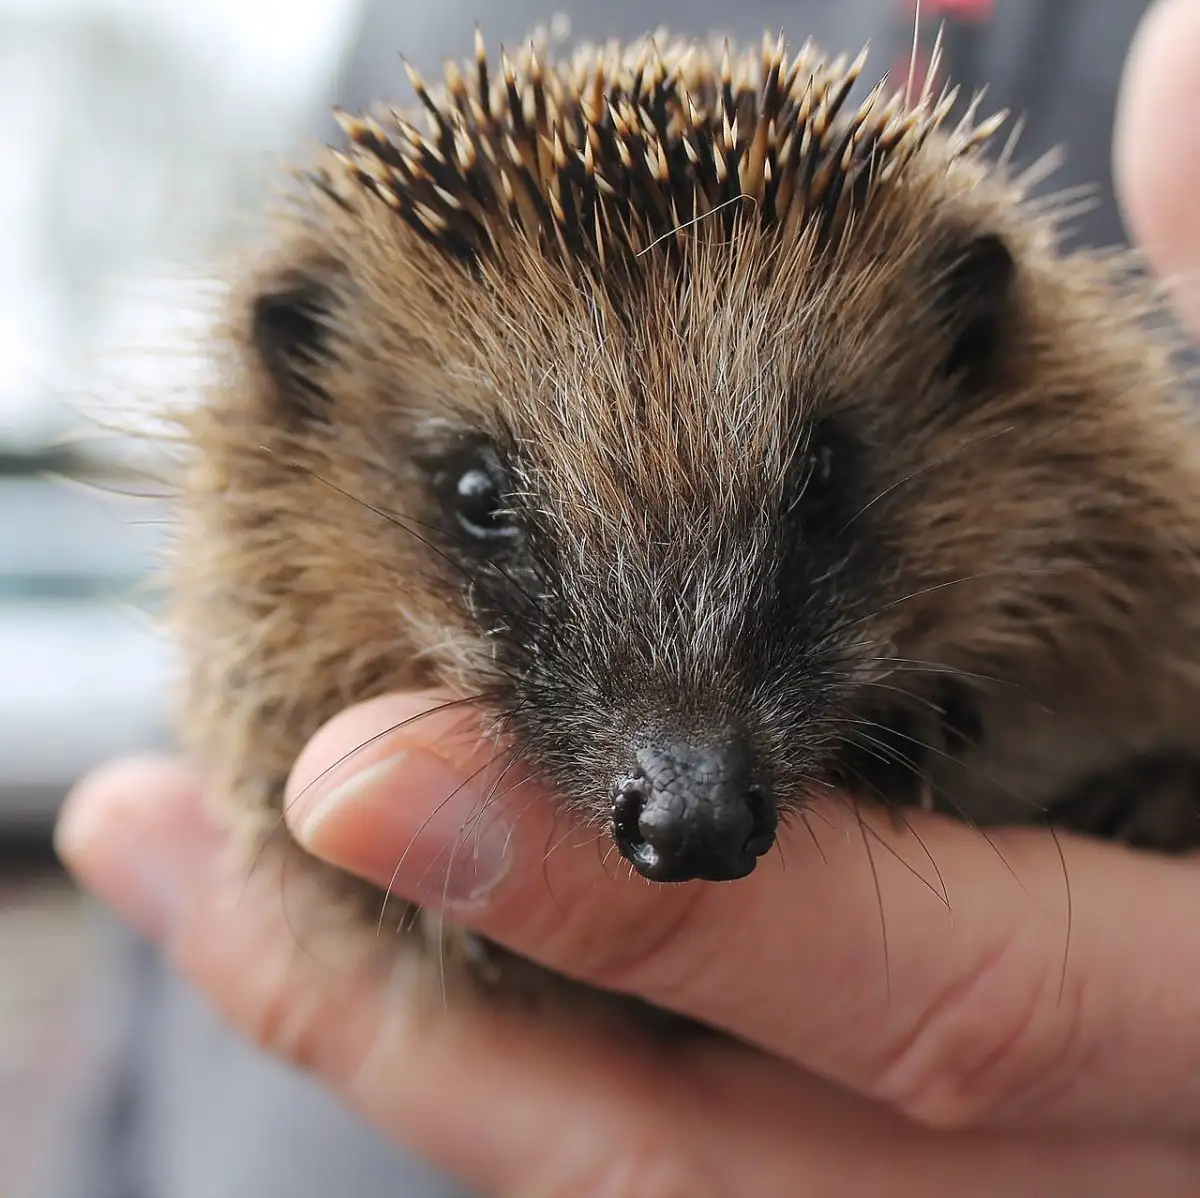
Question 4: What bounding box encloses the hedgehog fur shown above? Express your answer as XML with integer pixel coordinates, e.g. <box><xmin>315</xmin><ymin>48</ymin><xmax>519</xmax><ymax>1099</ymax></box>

<box><xmin>167</xmin><ymin>25</ymin><xmax>1200</xmax><ymax>1001</ymax></box>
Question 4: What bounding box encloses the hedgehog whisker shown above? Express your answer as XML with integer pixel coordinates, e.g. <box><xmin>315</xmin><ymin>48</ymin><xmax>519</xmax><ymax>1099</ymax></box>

<box><xmin>382</xmin><ymin>701</ymin><xmax>544</xmax><ymax>949</ymax></box>
<box><xmin>850</xmin><ymin>792</ymin><xmax>891</xmax><ymax>996</ymax></box>
<box><xmin>836</xmin><ymin>423</ymin><xmax>1019</xmax><ymax>535</ymax></box>
<box><xmin>830</xmin><ymin>711</ymin><xmax>1072</xmax><ymax>958</ymax></box>
<box><xmin>835</xmin><ymin>648</ymin><xmax>1150</xmax><ymax>760</ymax></box>
<box><xmin>239</xmin><ymin>696</ymin><xmax>499</xmax><ymax>933</ymax></box>
<box><xmin>271</xmin><ymin>694</ymin><xmax>495</xmax><ymax>847</ymax></box>
<box><xmin>830</xmin><ymin>719</ymin><xmax>1042</xmax><ymax>901</ymax></box>
<box><xmin>378</xmin><ymin>742</ymin><xmax>514</xmax><ymax>939</ymax></box>
<box><xmin>272</xmin><ymin>453</ymin><xmax>546</xmax><ymax>617</ymax></box>
<box><xmin>839</xmin><ymin>712</ymin><xmax>1044</xmax><ymax>817</ymax></box>
<box><xmin>634</xmin><ymin>192</ymin><xmax>757</xmax><ymax>258</ymax></box>
<box><xmin>833</xmin><ymin>563</ymin><xmax>1099</xmax><ymax>634</ymax></box>
<box><xmin>818</xmin><ymin>753</ymin><xmax>952</xmax><ymax>912</ymax></box>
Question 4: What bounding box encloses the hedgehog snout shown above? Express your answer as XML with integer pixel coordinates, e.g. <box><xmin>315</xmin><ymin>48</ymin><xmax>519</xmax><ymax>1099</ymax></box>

<box><xmin>609</xmin><ymin>734</ymin><xmax>778</xmax><ymax>883</ymax></box>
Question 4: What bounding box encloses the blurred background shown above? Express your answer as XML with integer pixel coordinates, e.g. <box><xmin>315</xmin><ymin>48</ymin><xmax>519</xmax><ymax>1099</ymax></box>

<box><xmin>0</xmin><ymin>1</ymin><xmax>1156</xmax><ymax>1196</ymax></box>
<box><xmin>0</xmin><ymin>1</ymin><xmax>363</xmax><ymax>1193</ymax></box>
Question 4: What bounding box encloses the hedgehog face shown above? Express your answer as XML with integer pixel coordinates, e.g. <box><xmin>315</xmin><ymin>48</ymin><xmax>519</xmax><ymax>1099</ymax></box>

<box><xmin>410</xmin><ymin>390</ymin><xmax>843</xmax><ymax>871</ymax></box>
<box><xmin>401</xmin><ymin>219</ymin><xmax>1021</xmax><ymax>883</ymax></box>
<box><xmin>435</xmin><ymin>406</ymin><xmax>873</xmax><ymax>885</ymax></box>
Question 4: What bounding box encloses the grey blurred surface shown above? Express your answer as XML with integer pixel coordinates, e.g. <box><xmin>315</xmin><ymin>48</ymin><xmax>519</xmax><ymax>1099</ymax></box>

<box><xmin>44</xmin><ymin>916</ymin><xmax>472</xmax><ymax>1198</ymax></box>
<box><xmin>0</xmin><ymin>474</ymin><xmax>171</xmax><ymax>829</ymax></box>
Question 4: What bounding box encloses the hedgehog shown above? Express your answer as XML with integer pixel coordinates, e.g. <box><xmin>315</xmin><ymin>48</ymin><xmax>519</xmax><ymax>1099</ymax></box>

<box><xmin>167</xmin><ymin>25</ymin><xmax>1200</xmax><ymax>996</ymax></box>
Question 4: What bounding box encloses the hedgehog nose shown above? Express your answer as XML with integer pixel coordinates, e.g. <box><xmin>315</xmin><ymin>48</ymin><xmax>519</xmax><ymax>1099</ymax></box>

<box><xmin>610</xmin><ymin>736</ymin><xmax>778</xmax><ymax>883</ymax></box>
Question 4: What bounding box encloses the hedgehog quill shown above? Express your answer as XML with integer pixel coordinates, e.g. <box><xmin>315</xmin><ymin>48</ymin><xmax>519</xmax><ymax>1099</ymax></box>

<box><xmin>170</xmin><ymin>26</ymin><xmax>1200</xmax><ymax>999</ymax></box>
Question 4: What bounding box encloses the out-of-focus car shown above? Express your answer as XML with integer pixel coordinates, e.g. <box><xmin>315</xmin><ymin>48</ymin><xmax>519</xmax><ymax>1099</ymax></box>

<box><xmin>0</xmin><ymin>454</ymin><xmax>174</xmax><ymax>832</ymax></box>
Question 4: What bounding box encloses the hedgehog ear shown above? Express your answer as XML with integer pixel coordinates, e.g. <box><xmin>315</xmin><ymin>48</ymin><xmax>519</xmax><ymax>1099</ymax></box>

<box><xmin>248</xmin><ymin>263</ymin><xmax>342</xmax><ymax>421</ymax></box>
<box><xmin>933</xmin><ymin>232</ymin><xmax>1016</xmax><ymax>388</ymax></box>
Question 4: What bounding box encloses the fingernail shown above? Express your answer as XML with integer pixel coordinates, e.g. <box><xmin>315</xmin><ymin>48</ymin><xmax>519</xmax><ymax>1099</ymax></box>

<box><xmin>291</xmin><ymin>747</ymin><xmax>514</xmax><ymax>909</ymax></box>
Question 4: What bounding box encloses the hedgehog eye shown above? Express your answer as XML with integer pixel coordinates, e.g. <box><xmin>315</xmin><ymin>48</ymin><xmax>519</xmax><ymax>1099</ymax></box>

<box><xmin>447</xmin><ymin>446</ymin><xmax>519</xmax><ymax>542</ymax></box>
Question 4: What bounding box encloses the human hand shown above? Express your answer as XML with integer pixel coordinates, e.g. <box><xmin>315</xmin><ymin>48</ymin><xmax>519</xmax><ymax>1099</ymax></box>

<box><xmin>57</xmin><ymin>1</ymin><xmax>1200</xmax><ymax>1193</ymax></box>
<box><xmin>53</xmin><ymin>750</ymin><xmax>1200</xmax><ymax>1196</ymax></box>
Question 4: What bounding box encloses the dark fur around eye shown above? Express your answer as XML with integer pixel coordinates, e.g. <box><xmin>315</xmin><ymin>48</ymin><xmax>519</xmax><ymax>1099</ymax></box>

<box><xmin>792</xmin><ymin>414</ymin><xmax>858</xmax><ymax>535</ymax></box>
<box><xmin>805</xmin><ymin>419</ymin><xmax>837</xmax><ymax>491</ymax></box>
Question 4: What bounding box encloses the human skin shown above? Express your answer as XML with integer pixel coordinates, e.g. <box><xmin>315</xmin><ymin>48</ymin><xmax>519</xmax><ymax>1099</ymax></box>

<box><xmin>56</xmin><ymin>0</ymin><xmax>1200</xmax><ymax>1192</ymax></box>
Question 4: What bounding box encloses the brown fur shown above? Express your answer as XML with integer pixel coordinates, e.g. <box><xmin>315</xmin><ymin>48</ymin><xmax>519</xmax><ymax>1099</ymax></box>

<box><xmin>168</xmin><ymin>29</ymin><xmax>1200</xmax><ymax>999</ymax></box>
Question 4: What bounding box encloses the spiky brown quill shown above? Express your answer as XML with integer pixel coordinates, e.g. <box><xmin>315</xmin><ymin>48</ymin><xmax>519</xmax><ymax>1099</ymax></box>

<box><xmin>319</xmin><ymin>28</ymin><xmax>1007</xmax><ymax>268</ymax></box>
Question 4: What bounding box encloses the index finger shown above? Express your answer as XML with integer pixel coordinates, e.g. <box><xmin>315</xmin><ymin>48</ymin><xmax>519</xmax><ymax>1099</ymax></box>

<box><xmin>284</xmin><ymin>691</ymin><xmax>1200</xmax><ymax>1138</ymax></box>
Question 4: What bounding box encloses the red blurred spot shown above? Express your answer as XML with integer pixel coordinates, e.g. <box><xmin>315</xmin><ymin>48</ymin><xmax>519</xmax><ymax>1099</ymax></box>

<box><xmin>893</xmin><ymin>0</ymin><xmax>995</xmax><ymax>96</ymax></box>
<box><xmin>911</xmin><ymin>0</ymin><xmax>994</xmax><ymax>17</ymax></box>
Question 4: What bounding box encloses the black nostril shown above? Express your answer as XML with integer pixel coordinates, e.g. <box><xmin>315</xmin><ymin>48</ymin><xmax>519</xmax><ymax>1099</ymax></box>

<box><xmin>744</xmin><ymin>783</ymin><xmax>778</xmax><ymax>856</ymax></box>
<box><xmin>612</xmin><ymin>776</ymin><xmax>660</xmax><ymax>875</ymax></box>
<box><xmin>609</xmin><ymin>736</ymin><xmax>777</xmax><ymax>884</ymax></box>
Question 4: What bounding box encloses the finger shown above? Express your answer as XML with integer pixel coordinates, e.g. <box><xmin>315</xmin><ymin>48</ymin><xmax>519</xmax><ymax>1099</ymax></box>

<box><xmin>1114</xmin><ymin>0</ymin><xmax>1200</xmax><ymax>333</ymax></box>
<box><xmin>56</xmin><ymin>758</ymin><xmax>1200</xmax><ymax>1198</ymax></box>
<box><xmin>284</xmin><ymin>692</ymin><xmax>1200</xmax><ymax>1136</ymax></box>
